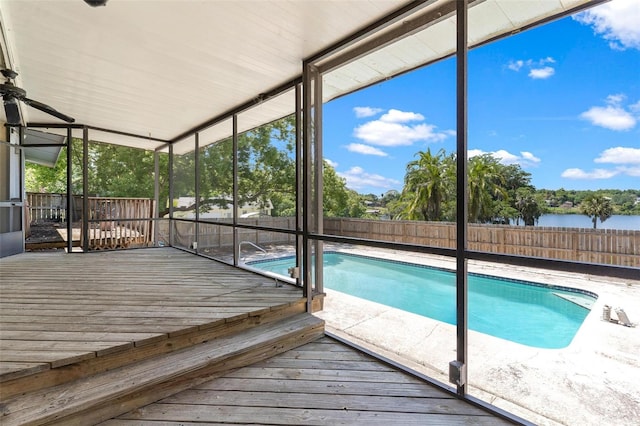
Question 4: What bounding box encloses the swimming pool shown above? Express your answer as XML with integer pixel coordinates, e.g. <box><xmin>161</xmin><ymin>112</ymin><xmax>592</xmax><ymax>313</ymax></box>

<box><xmin>249</xmin><ymin>252</ymin><xmax>597</xmax><ymax>349</ymax></box>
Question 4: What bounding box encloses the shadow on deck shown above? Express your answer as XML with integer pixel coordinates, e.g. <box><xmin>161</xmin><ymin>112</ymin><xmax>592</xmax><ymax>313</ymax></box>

<box><xmin>0</xmin><ymin>248</ymin><xmax>511</xmax><ymax>425</ymax></box>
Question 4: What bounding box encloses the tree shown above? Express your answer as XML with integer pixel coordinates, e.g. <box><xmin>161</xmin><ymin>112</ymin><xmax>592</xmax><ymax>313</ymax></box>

<box><xmin>580</xmin><ymin>195</ymin><xmax>613</xmax><ymax>229</ymax></box>
<box><xmin>468</xmin><ymin>154</ymin><xmax>506</xmax><ymax>223</ymax></box>
<box><xmin>89</xmin><ymin>142</ymin><xmax>158</xmax><ymax>198</ymax></box>
<box><xmin>515</xmin><ymin>188</ymin><xmax>545</xmax><ymax>226</ymax></box>
<box><xmin>236</xmin><ymin>118</ymin><xmax>296</xmax><ymax>214</ymax></box>
<box><xmin>25</xmin><ymin>150</ymin><xmax>69</xmax><ymax>193</ymax></box>
<box><xmin>322</xmin><ymin>160</ymin><xmax>351</xmax><ymax>217</ymax></box>
<box><xmin>171</xmin><ymin>117</ymin><xmax>297</xmax><ymax>218</ymax></box>
<box><xmin>400</xmin><ymin>148</ymin><xmax>455</xmax><ymax>221</ymax></box>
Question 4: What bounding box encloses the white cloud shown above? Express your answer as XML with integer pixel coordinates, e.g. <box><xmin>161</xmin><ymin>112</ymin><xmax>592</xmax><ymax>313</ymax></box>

<box><xmin>354</xmin><ymin>109</ymin><xmax>454</xmax><ymax>147</ymax></box>
<box><xmin>338</xmin><ymin>166</ymin><xmax>401</xmax><ymax>191</ymax></box>
<box><xmin>324</xmin><ymin>158</ymin><xmax>338</xmax><ymax>168</ymax></box>
<box><xmin>507</xmin><ymin>60</ymin><xmax>524</xmax><ymax>71</ymax></box>
<box><xmin>629</xmin><ymin>100</ymin><xmax>640</xmax><ymax>113</ymax></box>
<box><xmin>561</xmin><ymin>168</ymin><xmax>619</xmax><ymax>179</ymax></box>
<box><xmin>573</xmin><ymin>0</ymin><xmax>640</xmax><ymax>50</ymax></box>
<box><xmin>468</xmin><ymin>149</ymin><xmax>485</xmax><ymax>158</ymax></box>
<box><xmin>528</xmin><ymin>66</ymin><xmax>555</xmax><ymax>79</ymax></box>
<box><xmin>617</xmin><ymin>166</ymin><xmax>640</xmax><ymax>176</ymax></box>
<box><xmin>521</xmin><ymin>151</ymin><xmax>540</xmax><ymax>162</ymax></box>
<box><xmin>564</xmin><ymin>147</ymin><xmax>640</xmax><ymax>179</ymax></box>
<box><xmin>595</xmin><ymin>147</ymin><xmax>640</xmax><ymax>164</ymax></box>
<box><xmin>345</xmin><ymin>143</ymin><xmax>388</xmax><ymax>157</ymax></box>
<box><xmin>606</xmin><ymin>93</ymin><xmax>626</xmax><ymax>104</ymax></box>
<box><xmin>379</xmin><ymin>109</ymin><xmax>424</xmax><ymax>123</ymax></box>
<box><xmin>507</xmin><ymin>57</ymin><xmax>556</xmax><ymax>79</ymax></box>
<box><xmin>468</xmin><ymin>149</ymin><xmax>541</xmax><ymax>168</ymax></box>
<box><xmin>354</xmin><ymin>106</ymin><xmax>383</xmax><ymax>118</ymax></box>
<box><xmin>492</xmin><ymin>150</ymin><xmax>522</xmax><ymax>164</ymax></box>
<box><xmin>580</xmin><ymin>104</ymin><xmax>636</xmax><ymax>131</ymax></box>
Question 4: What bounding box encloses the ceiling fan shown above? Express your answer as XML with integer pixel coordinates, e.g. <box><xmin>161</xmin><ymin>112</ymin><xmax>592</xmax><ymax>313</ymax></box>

<box><xmin>0</xmin><ymin>69</ymin><xmax>75</xmax><ymax>125</ymax></box>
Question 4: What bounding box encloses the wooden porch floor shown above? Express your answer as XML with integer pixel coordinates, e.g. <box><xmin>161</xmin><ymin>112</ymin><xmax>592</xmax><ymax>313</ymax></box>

<box><xmin>0</xmin><ymin>248</ymin><xmax>303</xmax><ymax>388</ymax></box>
<box><xmin>104</xmin><ymin>337</ymin><xmax>510</xmax><ymax>425</ymax></box>
<box><xmin>1</xmin><ymin>248</ymin><xmax>512</xmax><ymax>425</ymax></box>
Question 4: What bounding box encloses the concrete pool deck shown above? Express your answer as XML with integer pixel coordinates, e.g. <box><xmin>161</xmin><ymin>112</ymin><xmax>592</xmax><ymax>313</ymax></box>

<box><xmin>309</xmin><ymin>246</ymin><xmax>640</xmax><ymax>426</ymax></box>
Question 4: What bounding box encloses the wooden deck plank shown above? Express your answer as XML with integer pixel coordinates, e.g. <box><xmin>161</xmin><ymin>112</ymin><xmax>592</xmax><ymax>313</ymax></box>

<box><xmin>0</xmin><ymin>362</ymin><xmax>50</xmax><ymax>381</ymax></box>
<box><xmin>0</xmin><ymin>307</ymin><xmax>268</xmax><ymax>317</ymax></box>
<box><xmin>254</xmin><ymin>357</ymin><xmax>396</xmax><ymax>372</ymax></box>
<box><xmin>0</xmin><ymin>248</ymin><xmax>304</xmax><ymax>385</ymax></box>
<box><xmin>102</xmin><ymin>421</ymin><xmax>228</xmax><ymax>425</ymax></box>
<box><xmin>160</xmin><ymin>390</ymin><xmax>482</xmax><ymax>415</ymax></box>
<box><xmin>1</xmin><ymin>340</ymin><xmax>133</xmax><ymax>356</ymax></box>
<box><xmin>111</xmin><ymin>337</ymin><xmax>510</xmax><ymax>425</ymax></box>
<box><xmin>0</xmin><ymin>293</ymin><xmax>299</xmax><ymax>305</ymax></box>
<box><xmin>0</xmin><ymin>322</ymin><xmax>194</xmax><ymax>335</ymax></box>
<box><xmin>0</xmin><ymin>331</ymin><xmax>167</xmax><ymax>346</ymax></box>
<box><xmin>226</xmin><ymin>367</ymin><xmax>423</xmax><ymax>383</ymax></box>
<box><xmin>198</xmin><ymin>377</ymin><xmax>448</xmax><ymax>398</ymax></box>
<box><xmin>267</xmin><ymin>348</ymin><xmax>382</xmax><ymax>362</ymax></box>
<box><xmin>117</xmin><ymin>404</ymin><xmax>502</xmax><ymax>425</ymax></box>
<box><xmin>0</xmin><ymin>350</ymin><xmax>96</xmax><ymax>368</ymax></box>
<box><xmin>294</xmin><ymin>341</ymin><xmax>354</xmax><ymax>352</ymax></box>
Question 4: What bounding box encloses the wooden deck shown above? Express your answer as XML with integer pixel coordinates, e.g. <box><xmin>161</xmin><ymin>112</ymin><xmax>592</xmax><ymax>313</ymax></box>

<box><xmin>104</xmin><ymin>337</ymin><xmax>510</xmax><ymax>425</ymax></box>
<box><xmin>0</xmin><ymin>248</ymin><xmax>304</xmax><ymax>397</ymax></box>
<box><xmin>0</xmin><ymin>248</ymin><xmax>512</xmax><ymax>425</ymax></box>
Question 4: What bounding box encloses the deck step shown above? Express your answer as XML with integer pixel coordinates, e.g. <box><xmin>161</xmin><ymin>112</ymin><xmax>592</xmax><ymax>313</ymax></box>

<box><xmin>0</xmin><ymin>313</ymin><xmax>324</xmax><ymax>426</ymax></box>
<box><xmin>0</xmin><ymin>299</ymin><xmax>308</xmax><ymax>400</ymax></box>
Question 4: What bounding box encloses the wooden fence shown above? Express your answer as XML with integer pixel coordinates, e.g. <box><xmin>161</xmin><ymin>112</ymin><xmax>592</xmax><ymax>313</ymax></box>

<box><xmin>173</xmin><ymin>216</ymin><xmax>639</xmax><ymax>267</ymax></box>
<box><xmin>172</xmin><ymin>218</ymin><xmax>296</xmax><ymax>252</ymax></box>
<box><xmin>26</xmin><ymin>193</ymin><xmax>638</xmax><ymax>266</ymax></box>
<box><xmin>87</xmin><ymin>197</ymin><xmax>155</xmax><ymax>250</ymax></box>
<box><xmin>324</xmin><ymin>218</ymin><xmax>640</xmax><ymax>268</ymax></box>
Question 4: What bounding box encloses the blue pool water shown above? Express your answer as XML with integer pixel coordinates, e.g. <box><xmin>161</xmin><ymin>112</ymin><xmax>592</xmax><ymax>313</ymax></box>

<box><xmin>249</xmin><ymin>252</ymin><xmax>597</xmax><ymax>349</ymax></box>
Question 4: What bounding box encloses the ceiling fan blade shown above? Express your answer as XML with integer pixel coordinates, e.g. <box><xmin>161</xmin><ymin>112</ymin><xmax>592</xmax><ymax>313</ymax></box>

<box><xmin>23</xmin><ymin>97</ymin><xmax>75</xmax><ymax>123</ymax></box>
<box><xmin>3</xmin><ymin>96</ymin><xmax>22</xmax><ymax>125</ymax></box>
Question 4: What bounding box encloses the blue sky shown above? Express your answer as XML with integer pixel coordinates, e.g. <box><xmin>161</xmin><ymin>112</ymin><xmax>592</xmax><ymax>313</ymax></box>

<box><xmin>322</xmin><ymin>0</ymin><xmax>640</xmax><ymax>195</ymax></box>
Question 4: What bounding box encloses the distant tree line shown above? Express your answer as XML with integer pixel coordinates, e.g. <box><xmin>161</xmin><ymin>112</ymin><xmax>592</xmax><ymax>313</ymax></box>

<box><xmin>536</xmin><ymin>188</ymin><xmax>640</xmax><ymax>215</ymax></box>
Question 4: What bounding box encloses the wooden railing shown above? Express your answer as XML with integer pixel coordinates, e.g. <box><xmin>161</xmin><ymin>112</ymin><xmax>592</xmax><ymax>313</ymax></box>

<box><xmin>26</xmin><ymin>192</ymin><xmax>84</xmax><ymax>224</ymax></box>
<box><xmin>324</xmin><ymin>218</ymin><xmax>640</xmax><ymax>268</ymax></box>
<box><xmin>27</xmin><ymin>193</ymin><xmax>155</xmax><ymax>250</ymax></box>
<box><xmin>87</xmin><ymin>197</ymin><xmax>155</xmax><ymax>250</ymax></box>
<box><xmin>28</xmin><ymin>192</ymin><xmax>64</xmax><ymax>223</ymax></box>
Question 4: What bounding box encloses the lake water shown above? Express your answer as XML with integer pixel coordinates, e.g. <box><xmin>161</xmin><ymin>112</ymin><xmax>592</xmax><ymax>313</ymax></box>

<box><xmin>512</xmin><ymin>214</ymin><xmax>640</xmax><ymax>230</ymax></box>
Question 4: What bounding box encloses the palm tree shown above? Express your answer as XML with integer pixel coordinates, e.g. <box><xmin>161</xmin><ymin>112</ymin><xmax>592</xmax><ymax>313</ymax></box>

<box><xmin>401</xmin><ymin>148</ymin><xmax>454</xmax><ymax>221</ymax></box>
<box><xmin>580</xmin><ymin>195</ymin><xmax>613</xmax><ymax>229</ymax></box>
<box><xmin>468</xmin><ymin>154</ymin><xmax>506</xmax><ymax>223</ymax></box>
<box><xmin>515</xmin><ymin>188</ymin><xmax>544</xmax><ymax>226</ymax></box>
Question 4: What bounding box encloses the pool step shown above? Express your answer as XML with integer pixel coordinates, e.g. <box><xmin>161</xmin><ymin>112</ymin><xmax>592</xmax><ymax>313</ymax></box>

<box><xmin>552</xmin><ymin>292</ymin><xmax>594</xmax><ymax>309</ymax></box>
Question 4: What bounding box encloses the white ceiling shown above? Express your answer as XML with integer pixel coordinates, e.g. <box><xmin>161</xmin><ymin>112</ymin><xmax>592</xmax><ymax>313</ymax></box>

<box><xmin>0</xmin><ymin>0</ymin><xmax>407</xmax><ymax>150</ymax></box>
<box><xmin>0</xmin><ymin>0</ymin><xmax>600</xmax><ymax>152</ymax></box>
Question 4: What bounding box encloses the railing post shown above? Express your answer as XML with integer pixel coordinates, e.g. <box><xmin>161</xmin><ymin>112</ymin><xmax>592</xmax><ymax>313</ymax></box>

<box><xmin>82</xmin><ymin>127</ymin><xmax>89</xmax><ymax>252</ymax></box>
<box><xmin>232</xmin><ymin>114</ymin><xmax>239</xmax><ymax>266</ymax></box>
<box><xmin>153</xmin><ymin>149</ymin><xmax>160</xmax><ymax>246</ymax></box>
